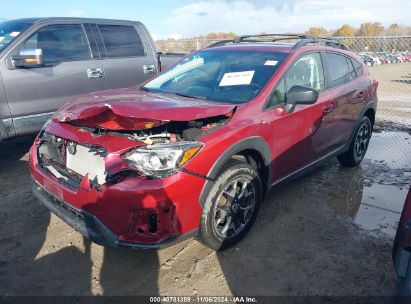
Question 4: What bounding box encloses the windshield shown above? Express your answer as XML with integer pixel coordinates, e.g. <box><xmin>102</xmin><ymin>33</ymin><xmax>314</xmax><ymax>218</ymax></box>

<box><xmin>0</xmin><ymin>20</ymin><xmax>33</xmax><ymax>53</ymax></box>
<box><xmin>144</xmin><ymin>49</ymin><xmax>288</xmax><ymax>104</ymax></box>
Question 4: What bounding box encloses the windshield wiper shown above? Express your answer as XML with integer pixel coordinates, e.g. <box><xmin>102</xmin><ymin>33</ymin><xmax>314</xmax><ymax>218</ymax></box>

<box><xmin>140</xmin><ymin>87</ymin><xmax>151</xmax><ymax>92</ymax></box>
<box><xmin>175</xmin><ymin>92</ymin><xmax>207</xmax><ymax>100</ymax></box>
<box><xmin>140</xmin><ymin>88</ymin><xmax>207</xmax><ymax>100</ymax></box>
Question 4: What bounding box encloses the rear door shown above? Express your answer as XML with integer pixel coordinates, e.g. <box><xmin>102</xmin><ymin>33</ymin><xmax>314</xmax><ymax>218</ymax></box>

<box><xmin>90</xmin><ymin>22</ymin><xmax>158</xmax><ymax>89</ymax></box>
<box><xmin>2</xmin><ymin>23</ymin><xmax>106</xmax><ymax>135</ymax></box>
<box><xmin>322</xmin><ymin>52</ymin><xmax>363</xmax><ymax>149</ymax></box>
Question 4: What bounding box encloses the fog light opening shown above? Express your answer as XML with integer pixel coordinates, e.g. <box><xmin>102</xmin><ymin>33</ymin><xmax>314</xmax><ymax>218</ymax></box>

<box><xmin>148</xmin><ymin>213</ymin><xmax>158</xmax><ymax>233</ymax></box>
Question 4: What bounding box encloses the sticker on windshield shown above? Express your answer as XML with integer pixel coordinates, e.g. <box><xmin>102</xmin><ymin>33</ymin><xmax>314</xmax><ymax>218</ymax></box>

<box><xmin>264</xmin><ymin>60</ymin><xmax>278</xmax><ymax>66</ymax></box>
<box><xmin>219</xmin><ymin>71</ymin><xmax>255</xmax><ymax>86</ymax></box>
<box><xmin>9</xmin><ymin>32</ymin><xmax>20</xmax><ymax>37</ymax></box>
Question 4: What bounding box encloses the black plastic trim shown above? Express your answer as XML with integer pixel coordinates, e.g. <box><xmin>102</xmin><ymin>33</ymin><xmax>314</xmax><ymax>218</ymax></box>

<box><xmin>348</xmin><ymin>100</ymin><xmax>377</xmax><ymax>144</ymax></box>
<box><xmin>199</xmin><ymin>136</ymin><xmax>271</xmax><ymax>206</ymax></box>
<box><xmin>182</xmin><ymin>168</ymin><xmax>215</xmax><ymax>181</ymax></box>
<box><xmin>207</xmin><ymin>34</ymin><xmax>348</xmax><ymax>50</ymax></box>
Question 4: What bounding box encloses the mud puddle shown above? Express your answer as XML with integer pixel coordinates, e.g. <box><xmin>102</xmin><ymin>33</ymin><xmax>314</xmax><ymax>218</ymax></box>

<box><xmin>325</xmin><ymin>131</ymin><xmax>410</xmax><ymax>238</ymax></box>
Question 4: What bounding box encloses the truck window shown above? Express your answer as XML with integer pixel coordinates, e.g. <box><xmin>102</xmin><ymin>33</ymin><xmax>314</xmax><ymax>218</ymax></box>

<box><xmin>97</xmin><ymin>25</ymin><xmax>145</xmax><ymax>58</ymax></box>
<box><xmin>18</xmin><ymin>24</ymin><xmax>91</xmax><ymax>65</ymax></box>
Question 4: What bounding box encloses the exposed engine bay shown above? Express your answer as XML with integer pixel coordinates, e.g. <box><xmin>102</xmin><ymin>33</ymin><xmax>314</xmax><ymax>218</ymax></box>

<box><xmin>72</xmin><ymin>113</ymin><xmax>231</xmax><ymax>144</ymax></box>
<box><xmin>36</xmin><ymin>112</ymin><xmax>233</xmax><ymax>188</ymax></box>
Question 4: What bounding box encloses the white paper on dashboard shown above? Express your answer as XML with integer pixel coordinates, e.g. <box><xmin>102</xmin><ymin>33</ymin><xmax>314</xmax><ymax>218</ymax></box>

<box><xmin>219</xmin><ymin>71</ymin><xmax>255</xmax><ymax>86</ymax></box>
<box><xmin>264</xmin><ymin>60</ymin><xmax>278</xmax><ymax>66</ymax></box>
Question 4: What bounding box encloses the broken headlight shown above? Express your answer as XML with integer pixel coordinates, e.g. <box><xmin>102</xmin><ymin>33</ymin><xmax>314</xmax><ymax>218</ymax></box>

<box><xmin>122</xmin><ymin>142</ymin><xmax>203</xmax><ymax>178</ymax></box>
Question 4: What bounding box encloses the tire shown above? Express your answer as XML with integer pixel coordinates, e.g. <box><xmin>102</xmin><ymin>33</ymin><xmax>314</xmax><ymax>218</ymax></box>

<box><xmin>338</xmin><ymin>116</ymin><xmax>372</xmax><ymax>167</ymax></box>
<box><xmin>199</xmin><ymin>159</ymin><xmax>262</xmax><ymax>250</ymax></box>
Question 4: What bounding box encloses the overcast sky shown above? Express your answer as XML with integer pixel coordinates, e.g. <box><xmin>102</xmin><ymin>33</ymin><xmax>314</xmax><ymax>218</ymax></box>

<box><xmin>1</xmin><ymin>0</ymin><xmax>410</xmax><ymax>39</ymax></box>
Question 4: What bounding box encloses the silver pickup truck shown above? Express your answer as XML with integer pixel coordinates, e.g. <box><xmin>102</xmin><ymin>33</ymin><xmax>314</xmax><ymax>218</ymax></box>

<box><xmin>0</xmin><ymin>17</ymin><xmax>184</xmax><ymax>140</ymax></box>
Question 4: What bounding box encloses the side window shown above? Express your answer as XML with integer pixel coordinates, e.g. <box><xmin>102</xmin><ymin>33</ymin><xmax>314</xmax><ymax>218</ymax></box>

<box><xmin>97</xmin><ymin>25</ymin><xmax>145</xmax><ymax>58</ymax></box>
<box><xmin>351</xmin><ymin>58</ymin><xmax>363</xmax><ymax>77</ymax></box>
<box><xmin>324</xmin><ymin>53</ymin><xmax>355</xmax><ymax>87</ymax></box>
<box><xmin>19</xmin><ymin>24</ymin><xmax>91</xmax><ymax>65</ymax></box>
<box><xmin>267</xmin><ymin>52</ymin><xmax>324</xmax><ymax>108</ymax></box>
<box><xmin>346</xmin><ymin>57</ymin><xmax>356</xmax><ymax>80</ymax></box>
<box><xmin>269</xmin><ymin>78</ymin><xmax>286</xmax><ymax>106</ymax></box>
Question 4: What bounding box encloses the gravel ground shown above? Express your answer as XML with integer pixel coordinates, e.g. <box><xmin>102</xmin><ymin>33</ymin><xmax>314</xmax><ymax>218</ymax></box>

<box><xmin>368</xmin><ymin>62</ymin><xmax>411</xmax><ymax>127</ymax></box>
<box><xmin>0</xmin><ymin>63</ymin><xmax>410</xmax><ymax>297</ymax></box>
<box><xmin>0</xmin><ymin>131</ymin><xmax>409</xmax><ymax>296</ymax></box>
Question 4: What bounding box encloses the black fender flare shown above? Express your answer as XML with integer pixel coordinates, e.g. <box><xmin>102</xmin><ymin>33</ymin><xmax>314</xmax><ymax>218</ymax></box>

<box><xmin>199</xmin><ymin>136</ymin><xmax>271</xmax><ymax>207</ymax></box>
<box><xmin>342</xmin><ymin>101</ymin><xmax>377</xmax><ymax>153</ymax></box>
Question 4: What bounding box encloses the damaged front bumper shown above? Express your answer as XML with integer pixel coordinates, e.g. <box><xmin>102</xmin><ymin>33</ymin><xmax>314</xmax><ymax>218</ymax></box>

<box><xmin>32</xmin><ymin>180</ymin><xmax>197</xmax><ymax>249</ymax></box>
<box><xmin>29</xmin><ymin>122</ymin><xmax>206</xmax><ymax>248</ymax></box>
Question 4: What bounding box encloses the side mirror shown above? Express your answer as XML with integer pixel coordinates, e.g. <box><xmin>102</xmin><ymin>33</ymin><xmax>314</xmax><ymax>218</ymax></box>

<box><xmin>11</xmin><ymin>48</ymin><xmax>44</xmax><ymax>68</ymax></box>
<box><xmin>285</xmin><ymin>85</ymin><xmax>318</xmax><ymax>113</ymax></box>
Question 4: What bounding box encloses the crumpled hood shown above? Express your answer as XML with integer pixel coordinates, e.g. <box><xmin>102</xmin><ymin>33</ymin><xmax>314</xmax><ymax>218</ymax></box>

<box><xmin>53</xmin><ymin>88</ymin><xmax>235</xmax><ymax>130</ymax></box>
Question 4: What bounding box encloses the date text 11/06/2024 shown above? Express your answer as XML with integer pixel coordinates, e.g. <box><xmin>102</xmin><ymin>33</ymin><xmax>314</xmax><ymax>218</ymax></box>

<box><xmin>149</xmin><ymin>296</ymin><xmax>258</xmax><ymax>303</ymax></box>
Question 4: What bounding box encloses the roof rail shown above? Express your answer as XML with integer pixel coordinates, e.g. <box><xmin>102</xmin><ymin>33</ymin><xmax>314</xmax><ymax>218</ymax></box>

<box><xmin>294</xmin><ymin>37</ymin><xmax>348</xmax><ymax>50</ymax></box>
<box><xmin>233</xmin><ymin>33</ymin><xmax>310</xmax><ymax>43</ymax></box>
<box><xmin>207</xmin><ymin>39</ymin><xmax>235</xmax><ymax>48</ymax></box>
<box><xmin>207</xmin><ymin>34</ymin><xmax>348</xmax><ymax>50</ymax></box>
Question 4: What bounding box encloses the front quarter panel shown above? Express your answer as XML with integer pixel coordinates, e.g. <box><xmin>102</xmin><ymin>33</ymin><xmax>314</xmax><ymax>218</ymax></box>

<box><xmin>184</xmin><ymin>105</ymin><xmax>274</xmax><ymax>205</ymax></box>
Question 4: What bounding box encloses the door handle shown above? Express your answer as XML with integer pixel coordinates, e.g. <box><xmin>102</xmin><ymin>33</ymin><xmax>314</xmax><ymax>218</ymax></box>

<box><xmin>322</xmin><ymin>104</ymin><xmax>334</xmax><ymax>114</ymax></box>
<box><xmin>143</xmin><ymin>64</ymin><xmax>156</xmax><ymax>74</ymax></box>
<box><xmin>87</xmin><ymin>68</ymin><xmax>103</xmax><ymax>79</ymax></box>
<box><xmin>357</xmin><ymin>91</ymin><xmax>366</xmax><ymax>100</ymax></box>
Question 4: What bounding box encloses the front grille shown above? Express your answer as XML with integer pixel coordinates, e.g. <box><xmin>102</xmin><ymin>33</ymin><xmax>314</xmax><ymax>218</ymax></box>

<box><xmin>65</xmin><ymin>144</ymin><xmax>106</xmax><ymax>184</ymax></box>
<box><xmin>38</xmin><ymin>133</ymin><xmax>107</xmax><ymax>186</ymax></box>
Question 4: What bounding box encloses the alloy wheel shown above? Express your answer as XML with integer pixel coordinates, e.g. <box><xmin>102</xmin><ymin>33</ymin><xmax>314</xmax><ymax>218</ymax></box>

<box><xmin>354</xmin><ymin>123</ymin><xmax>370</xmax><ymax>162</ymax></box>
<box><xmin>212</xmin><ymin>176</ymin><xmax>256</xmax><ymax>239</ymax></box>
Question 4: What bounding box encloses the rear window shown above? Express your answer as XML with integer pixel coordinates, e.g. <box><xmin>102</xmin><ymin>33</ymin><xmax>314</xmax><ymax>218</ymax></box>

<box><xmin>324</xmin><ymin>52</ymin><xmax>356</xmax><ymax>87</ymax></box>
<box><xmin>351</xmin><ymin>58</ymin><xmax>363</xmax><ymax>77</ymax></box>
<box><xmin>97</xmin><ymin>24</ymin><xmax>145</xmax><ymax>58</ymax></box>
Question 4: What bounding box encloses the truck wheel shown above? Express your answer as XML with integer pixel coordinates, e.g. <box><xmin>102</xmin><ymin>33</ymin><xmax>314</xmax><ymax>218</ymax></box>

<box><xmin>199</xmin><ymin>160</ymin><xmax>262</xmax><ymax>250</ymax></box>
<box><xmin>338</xmin><ymin>116</ymin><xmax>372</xmax><ymax>167</ymax></box>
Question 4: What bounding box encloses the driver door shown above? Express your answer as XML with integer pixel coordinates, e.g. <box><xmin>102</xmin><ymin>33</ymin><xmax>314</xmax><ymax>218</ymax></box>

<box><xmin>266</xmin><ymin>52</ymin><xmax>335</xmax><ymax>182</ymax></box>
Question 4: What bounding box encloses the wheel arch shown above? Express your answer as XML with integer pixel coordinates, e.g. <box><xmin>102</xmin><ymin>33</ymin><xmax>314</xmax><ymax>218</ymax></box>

<box><xmin>199</xmin><ymin>136</ymin><xmax>271</xmax><ymax>207</ymax></box>
<box><xmin>342</xmin><ymin>101</ymin><xmax>377</xmax><ymax>153</ymax></box>
<box><xmin>364</xmin><ymin>108</ymin><xmax>375</xmax><ymax>127</ymax></box>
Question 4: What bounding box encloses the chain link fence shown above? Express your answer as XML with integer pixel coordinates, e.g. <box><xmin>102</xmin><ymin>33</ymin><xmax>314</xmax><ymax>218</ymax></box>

<box><xmin>156</xmin><ymin>36</ymin><xmax>411</xmax><ymax>129</ymax></box>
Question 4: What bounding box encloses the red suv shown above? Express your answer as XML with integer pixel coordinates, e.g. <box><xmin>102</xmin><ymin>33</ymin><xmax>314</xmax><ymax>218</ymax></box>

<box><xmin>29</xmin><ymin>34</ymin><xmax>378</xmax><ymax>250</ymax></box>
